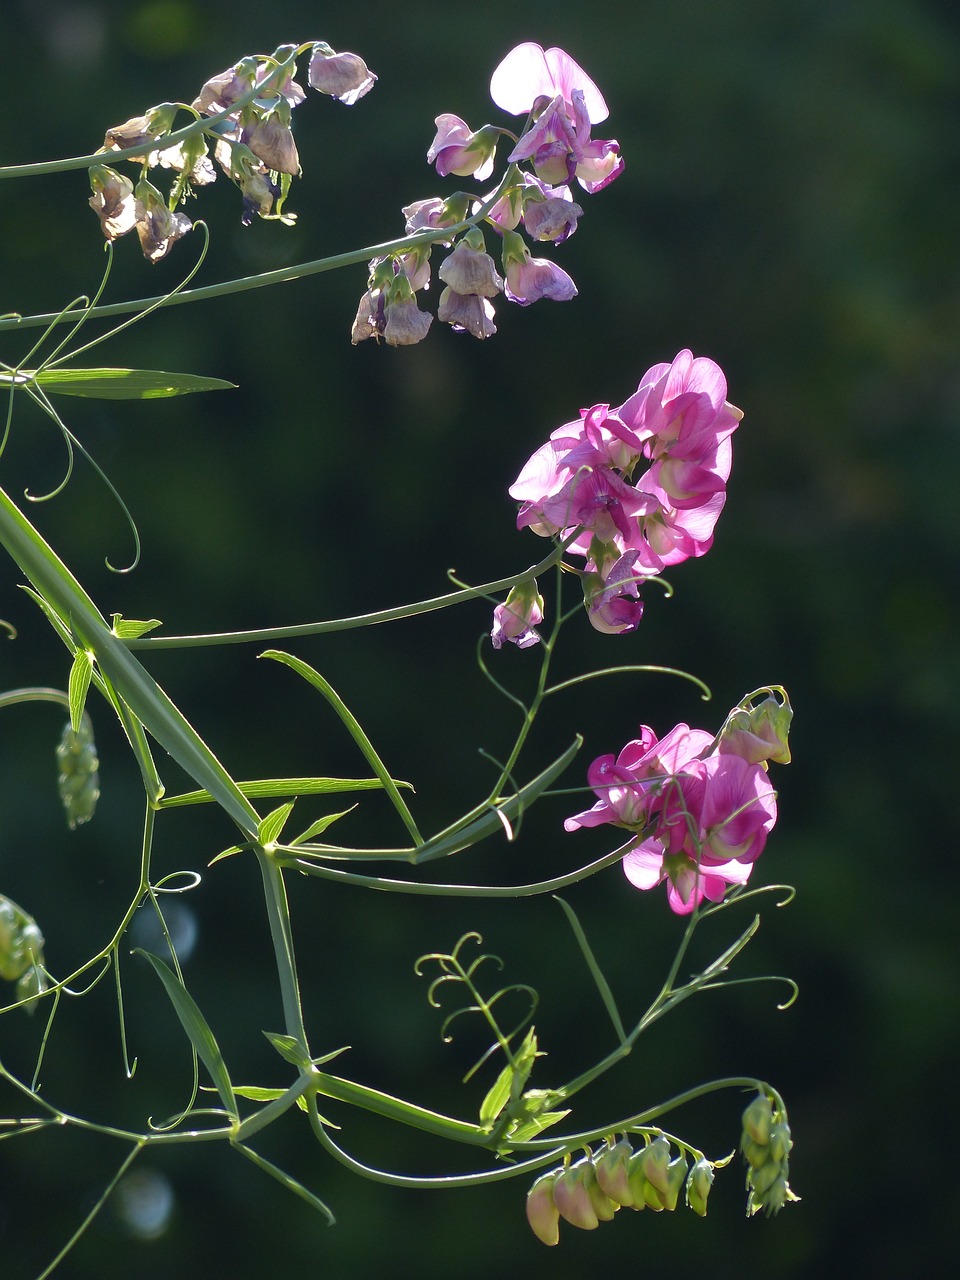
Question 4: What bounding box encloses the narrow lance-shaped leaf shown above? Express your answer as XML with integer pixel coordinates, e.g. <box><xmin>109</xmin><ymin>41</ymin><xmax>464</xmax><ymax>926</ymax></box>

<box><xmin>137</xmin><ymin>950</ymin><xmax>237</xmax><ymax>1119</ymax></box>
<box><xmin>68</xmin><ymin>648</ymin><xmax>94</xmax><ymax>733</ymax></box>
<box><xmin>26</xmin><ymin>367</ymin><xmax>236</xmax><ymax>399</ymax></box>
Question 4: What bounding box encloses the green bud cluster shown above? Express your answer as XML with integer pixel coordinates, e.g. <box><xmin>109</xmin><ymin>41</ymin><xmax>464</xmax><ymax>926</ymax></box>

<box><xmin>525</xmin><ymin>1133</ymin><xmax>715</xmax><ymax>1246</ymax></box>
<box><xmin>741</xmin><ymin>1093</ymin><xmax>799</xmax><ymax>1216</ymax></box>
<box><xmin>56</xmin><ymin>715</ymin><xmax>100</xmax><ymax>829</ymax></box>
<box><xmin>0</xmin><ymin>894</ymin><xmax>48</xmax><ymax>1009</ymax></box>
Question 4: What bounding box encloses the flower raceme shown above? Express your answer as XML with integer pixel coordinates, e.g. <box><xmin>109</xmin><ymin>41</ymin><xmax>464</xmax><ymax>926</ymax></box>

<box><xmin>492</xmin><ymin>351</ymin><xmax>741</xmax><ymax>641</ymax></box>
<box><xmin>356</xmin><ymin>42</ymin><xmax>620</xmax><ymax>345</ymax></box>
<box><xmin>89</xmin><ymin>41</ymin><xmax>376</xmax><ymax>259</ymax></box>
<box><xmin>564</xmin><ymin>692</ymin><xmax>791</xmax><ymax>914</ymax></box>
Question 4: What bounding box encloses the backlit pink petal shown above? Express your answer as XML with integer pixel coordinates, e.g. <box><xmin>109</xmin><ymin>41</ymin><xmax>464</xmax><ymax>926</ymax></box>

<box><xmin>491</xmin><ymin>42</ymin><xmax>608</xmax><ymax>123</ymax></box>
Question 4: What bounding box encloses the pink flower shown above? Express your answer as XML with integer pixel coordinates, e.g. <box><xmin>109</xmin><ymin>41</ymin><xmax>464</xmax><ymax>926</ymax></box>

<box><xmin>565</xmin><ymin>714</ymin><xmax>780</xmax><ymax>916</ymax></box>
<box><xmin>491</xmin><ymin>581</ymin><xmax>545</xmax><ymax>650</ymax></box>
<box><xmin>427</xmin><ymin>115</ymin><xmax>498</xmax><ymax>181</ymax></box>
<box><xmin>490</xmin><ymin>43</ymin><xmax>609</xmax><ymax>123</ymax></box>
<box><xmin>501</xmin><ymin>230</ymin><xmax>577</xmax><ymax>305</ymax></box>
<box><xmin>307</xmin><ymin>46</ymin><xmax>376</xmax><ymax>104</ymax></box>
<box><xmin>582</xmin><ymin>549</ymin><xmax>645</xmax><ymax>635</ymax></box>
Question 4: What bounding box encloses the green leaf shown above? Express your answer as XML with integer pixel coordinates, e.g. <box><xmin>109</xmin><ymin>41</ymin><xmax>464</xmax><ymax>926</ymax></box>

<box><xmin>160</xmin><ymin>777</ymin><xmax>395</xmax><ymax>809</ymax></box>
<box><xmin>29</xmin><ymin>367</ymin><xmax>236</xmax><ymax>399</ymax></box>
<box><xmin>263</xmin><ymin>1030</ymin><xmax>309</xmax><ymax>1069</ymax></box>
<box><xmin>137</xmin><ymin>950</ymin><xmax>237</xmax><ymax>1119</ymax></box>
<box><xmin>111</xmin><ymin>613</ymin><xmax>163</xmax><ymax>639</ymax></box>
<box><xmin>67</xmin><ymin>648</ymin><xmax>94</xmax><ymax>733</ymax></box>
<box><xmin>289</xmin><ymin>807</ymin><xmax>356</xmax><ymax>845</ymax></box>
<box><xmin>503</xmin><ymin>1107</ymin><xmax>570</xmax><ymax>1144</ymax></box>
<box><xmin>233</xmin><ymin>1084</ymin><xmax>312</xmax><ymax>1115</ymax></box>
<box><xmin>479</xmin><ymin>1059</ymin><xmax>515</xmax><ymax>1128</ymax></box>
<box><xmin>258</xmin><ymin>801</ymin><xmax>295</xmax><ymax>847</ymax></box>
<box><xmin>208</xmin><ymin>844</ymin><xmax>245</xmax><ymax>866</ymax></box>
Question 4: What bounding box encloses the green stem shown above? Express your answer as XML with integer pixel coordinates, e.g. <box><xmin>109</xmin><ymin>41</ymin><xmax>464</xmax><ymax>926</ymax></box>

<box><xmin>257</xmin><ymin>853</ymin><xmax>308</xmax><ymax>1048</ymax></box>
<box><xmin>0</xmin><ymin>480</ymin><xmax>258</xmax><ymax>837</ymax></box>
<box><xmin>0</xmin><ymin>188</ymin><xmax>507</xmax><ymax>334</ymax></box>
<box><xmin>125</xmin><ymin>542</ymin><xmax>566</xmax><ymax>649</ymax></box>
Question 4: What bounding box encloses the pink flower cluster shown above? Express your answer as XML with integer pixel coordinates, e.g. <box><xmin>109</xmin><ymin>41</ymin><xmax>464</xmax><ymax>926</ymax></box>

<box><xmin>353</xmin><ymin>43</ymin><xmax>622</xmax><ymax>345</ymax></box>
<box><xmin>565</xmin><ymin>693</ymin><xmax>791</xmax><ymax>914</ymax></box>
<box><xmin>503</xmin><ymin>350</ymin><xmax>741</xmax><ymax>638</ymax></box>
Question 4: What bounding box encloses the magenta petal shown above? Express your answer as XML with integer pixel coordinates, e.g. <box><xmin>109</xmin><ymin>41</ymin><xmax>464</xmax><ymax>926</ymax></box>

<box><xmin>623</xmin><ymin>840</ymin><xmax>665</xmax><ymax>890</ymax></box>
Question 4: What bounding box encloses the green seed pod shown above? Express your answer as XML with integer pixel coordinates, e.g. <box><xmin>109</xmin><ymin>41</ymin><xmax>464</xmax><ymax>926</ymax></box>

<box><xmin>56</xmin><ymin>715</ymin><xmax>100</xmax><ymax>829</ymax></box>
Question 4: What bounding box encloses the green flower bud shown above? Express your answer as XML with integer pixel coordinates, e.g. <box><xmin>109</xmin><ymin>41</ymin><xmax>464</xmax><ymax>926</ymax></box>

<box><xmin>594</xmin><ymin>1140</ymin><xmax>635</xmax><ymax>1207</ymax></box>
<box><xmin>627</xmin><ymin>1148</ymin><xmax>664</xmax><ymax>1211</ymax></box>
<box><xmin>686</xmin><ymin>1158</ymin><xmax>715</xmax><ymax>1217</ymax></box>
<box><xmin>583</xmin><ymin>1159</ymin><xmax>618</xmax><ymax>1223</ymax></box>
<box><xmin>658</xmin><ymin>1154</ymin><xmax>689</xmax><ymax>1212</ymax></box>
<box><xmin>740</xmin><ymin>1136</ymin><xmax>769</xmax><ymax>1169</ymax></box>
<box><xmin>553</xmin><ymin>1159</ymin><xmax>600</xmax><ymax>1230</ymax></box>
<box><xmin>636</xmin><ymin>1136</ymin><xmax>672</xmax><ymax>1194</ymax></box>
<box><xmin>56</xmin><ymin>715</ymin><xmax>100</xmax><ymax>829</ymax></box>
<box><xmin>767</xmin><ymin>1120</ymin><xmax>793</xmax><ymax>1165</ymax></box>
<box><xmin>525</xmin><ymin>1172</ymin><xmax>560</xmax><ymax>1246</ymax></box>
<box><xmin>741</xmin><ymin>1093</ymin><xmax>774</xmax><ymax>1146</ymax></box>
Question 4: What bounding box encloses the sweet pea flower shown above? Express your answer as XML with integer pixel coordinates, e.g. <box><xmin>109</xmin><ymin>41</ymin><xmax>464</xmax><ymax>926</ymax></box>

<box><xmin>521</xmin><ymin>182</ymin><xmax>583</xmax><ymax>243</ymax></box>
<box><xmin>437</xmin><ymin>288</ymin><xmax>497</xmax><ymax>339</ymax></box>
<box><xmin>133</xmin><ymin>178</ymin><xmax>192</xmax><ymax>261</ymax></box>
<box><xmin>88</xmin><ymin>165</ymin><xmax>137</xmax><ymax>240</ymax></box>
<box><xmin>241</xmin><ymin>116</ymin><xmax>300</xmax><ymax>175</ymax></box>
<box><xmin>307</xmin><ymin>45</ymin><xmax>377</xmax><ymax>104</ymax></box>
<box><xmin>582</xmin><ymin>549</ymin><xmax>644</xmax><ymax>635</ymax></box>
<box><xmin>427</xmin><ymin>115</ymin><xmax>498</xmax><ymax>181</ymax></box>
<box><xmin>491</xmin><ymin>580</ymin><xmax>545</xmax><ymax>650</ymax></box>
<box><xmin>501</xmin><ymin>230</ymin><xmax>577</xmax><ymax>305</ymax></box>
<box><xmin>490</xmin><ymin>43</ymin><xmax>608</xmax><ymax>123</ymax></box>
<box><xmin>438</xmin><ymin>237</ymin><xmax>504</xmax><ymax>296</ymax></box>
<box><xmin>624</xmin><ymin>840</ymin><xmax>753</xmax><ymax>915</ymax></box>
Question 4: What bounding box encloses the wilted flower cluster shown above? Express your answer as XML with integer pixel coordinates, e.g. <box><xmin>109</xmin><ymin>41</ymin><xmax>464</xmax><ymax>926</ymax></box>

<box><xmin>88</xmin><ymin>41</ymin><xmax>376</xmax><ymax>259</ymax></box>
<box><xmin>0</xmin><ymin>894</ymin><xmax>47</xmax><ymax>1008</ymax></box>
<box><xmin>494</xmin><ymin>350</ymin><xmax>741</xmax><ymax>642</ymax></box>
<box><xmin>351</xmin><ymin>43</ymin><xmax>621</xmax><ymax>345</ymax></box>
<box><xmin>741</xmin><ymin>1093</ymin><xmax>799</xmax><ymax>1216</ymax></box>
<box><xmin>565</xmin><ymin>690</ymin><xmax>791</xmax><ymax>914</ymax></box>
<box><xmin>525</xmin><ymin>1134</ymin><xmax>714</xmax><ymax>1246</ymax></box>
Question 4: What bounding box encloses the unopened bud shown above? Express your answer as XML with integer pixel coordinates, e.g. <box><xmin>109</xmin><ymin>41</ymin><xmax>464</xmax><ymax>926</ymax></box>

<box><xmin>741</xmin><ymin>1093</ymin><xmax>774</xmax><ymax>1146</ymax></box>
<box><xmin>57</xmin><ymin>715</ymin><xmax>100</xmax><ymax>829</ymax></box>
<box><xmin>553</xmin><ymin>1159</ymin><xmax>599</xmax><ymax>1230</ymax></box>
<box><xmin>659</xmin><ymin>1154</ymin><xmax>689</xmax><ymax>1212</ymax></box>
<box><xmin>594</xmin><ymin>1139</ymin><xmax>635</xmax><ymax>1207</ymax></box>
<box><xmin>525</xmin><ymin>1171</ymin><xmax>560</xmax><ymax>1245</ymax></box>
<box><xmin>636</xmin><ymin>1136</ymin><xmax>671</xmax><ymax>1194</ymax></box>
<box><xmin>686</xmin><ymin>1158</ymin><xmax>715</xmax><ymax>1217</ymax></box>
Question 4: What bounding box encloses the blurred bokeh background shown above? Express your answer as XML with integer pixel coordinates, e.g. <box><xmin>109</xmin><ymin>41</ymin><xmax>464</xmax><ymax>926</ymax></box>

<box><xmin>2</xmin><ymin>0</ymin><xmax>959</xmax><ymax>1275</ymax></box>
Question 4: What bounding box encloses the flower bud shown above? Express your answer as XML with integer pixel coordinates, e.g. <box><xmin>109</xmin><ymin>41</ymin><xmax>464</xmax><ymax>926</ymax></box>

<box><xmin>491</xmin><ymin>580</ymin><xmax>545</xmax><ymax>650</ymax></box>
<box><xmin>57</xmin><ymin>716</ymin><xmax>100</xmax><ymax>829</ymax></box>
<box><xmin>741</xmin><ymin>1093</ymin><xmax>774</xmax><ymax>1147</ymax></box>
<box><xmin>659</xmin><ymin>1155</ymin><xmax>689</xmax><ymax>1212</ymax></box>
<box><xmin>552</xmin><ymin>1159</ymin><xmax>600</xmax><ymax>1229</ymax></box>
<box><xmin>627</xmin><ymin>1147</ymin><xmax>664</xmax><ymax>1211</ymax></box>
<box><xmin>583</xmin><ymin>1160</ymin><xmax>618</xmax><ymax>1223</ymax></box>
<box><xmin>719</xmin><ymin>692</ymin><xmax>792</xmax><ymax>766</ymax></box>
<box><xmin>685</xmin><ymin>1158</ymin><xmax>714</xmax><ymax>1217</ymax></box>
<box><xmin>525</xmin><ymin>1171</ymin><xmax>560</xmax><ymax>1245</ymax></box>
<box><xmin>594</xmin><ymin>1140</ymin><xmax>635</xmax><ymax>1207</ymax></box>
<box><xmin>635</xmin><ymin>1136</ymin><xmax>672</xmax><ymax>1194</ymax></box>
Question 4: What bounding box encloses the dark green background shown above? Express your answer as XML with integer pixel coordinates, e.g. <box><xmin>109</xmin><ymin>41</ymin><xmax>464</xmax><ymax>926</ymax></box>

<box><xmin>2</xmin><ymin>0</ymin><xmax>959</xmax><ymax>1276</ymax></box>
